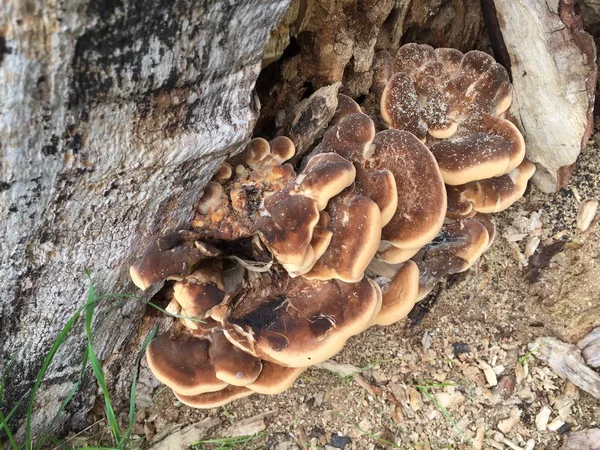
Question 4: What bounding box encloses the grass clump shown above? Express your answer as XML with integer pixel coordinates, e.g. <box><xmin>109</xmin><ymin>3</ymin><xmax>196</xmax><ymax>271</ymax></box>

<box><xmin>0</xmin><ymin>270</ymin><xmax>157</xmax><ymax>450</ymax></box>
<box><xmin>192</xmin><ymin>432</ymin><xmax>266</xmax><ymax>450</ymax></box>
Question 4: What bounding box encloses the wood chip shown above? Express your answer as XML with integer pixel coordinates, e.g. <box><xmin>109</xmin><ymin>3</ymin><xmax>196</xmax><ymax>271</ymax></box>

<box><xmin>434</xmin><ymin>391</ymin><xmax>465</xmax><ymax>409</ymax></box>
<box><xmin>529</xmin><ymin>337</ymin><xmax>600</xmax><ymax>399</ymax></box>
<box><xmin>524</xmin><ymin>237</ymin><xmax>541</xmax><ymax>258</ymax></box>
<box><xmin>504</xmin><ymin>438</ymin><xmax>525</xmax><ymax>450</ymax></box>
<box><xmin>535</xmin><ymin>405</ymin><xmax>552</xmax><ymax>431</ymax></box>
<box><xmin>525</xmin><ymin>439</ymin><xmax>536</xmax><ymax>450</ymax></box>
<box><xmin>479</xmin><ymin>361</ymin><xmax>498</xmax><ymax>387</ymax></box>
<box><xmin>148</xmin><ymin>418</ymin><xmax>222</xmax><ymax>450</ymax></box>
<box><xmin>547</xmin><ymin>417</ymin><xmax>566</xmax><ymax>432</ymax></box>
<box><xmin>473</xmin><ymin>426</ymin><xmax>486</xmax><ymax>449</ymax></box>
<box><xmin>224</xmin><ymin>412</ymin><xmax>272</xmax><ymax>437</ymax></box>
<box><xmin>515</xmin><ymin>361</ymin><xmax>526</xmax><ymax>384</ymax></box>
<box><xmin>409</xmin><ymin>387</ymin><xmax>424</xmax><ymax>411</ymax></box>
<box><xmin>577</xmin><ymin>199</ymin><xmax>598</xmax><ymax>233</ymax></box>
<box><xmin>498</xmin><ymin>409</ymin><xmax>521</xmax><ymax>434</ymax></box>
<box><xmin>317</xmin><ymin>360</ymin><xmax>381</xmax><ymax>397</ymax></box>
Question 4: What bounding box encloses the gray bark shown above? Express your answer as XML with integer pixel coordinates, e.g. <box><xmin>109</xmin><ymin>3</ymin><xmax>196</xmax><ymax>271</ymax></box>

<box><xmin>0</xmin><ymin>0</ymin><xmax>288</xmax><ymax>439</ymax></box>
<box><xmin>485</xmin><ymin>0</ymin><xmax>597</xmax><ymax>192</ymax></box>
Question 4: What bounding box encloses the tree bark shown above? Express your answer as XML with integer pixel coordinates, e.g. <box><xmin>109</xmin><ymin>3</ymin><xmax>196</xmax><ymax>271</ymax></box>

<box><xmin>483</xmin><ymin>0</ymin><xmax>597</xmax><ymax>193</ymax></box>
<box><xmin>0</xmin><ymin>0</ymin><xmax>288</xmax><ymax>439</ymax></box>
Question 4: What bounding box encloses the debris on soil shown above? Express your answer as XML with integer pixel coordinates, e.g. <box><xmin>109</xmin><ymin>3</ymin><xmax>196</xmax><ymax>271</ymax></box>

<box><xmin>529</xmin><ymin>337</ymin><xmax>600</xmax><ymax>399</ymax></box>
<box><xmin>524</xmin><ymin>240</ymin><xmax>566</xmax><ymax>283</ymax></box>
<box><xmin>561</xmin><ymin>428</ymin><xmax>600</xmax><ymax>449</ymax></box>
<box><xmin>147</xmin><ymin>417</ymin><xmax>221</xmax><ymax>450</ymax></box>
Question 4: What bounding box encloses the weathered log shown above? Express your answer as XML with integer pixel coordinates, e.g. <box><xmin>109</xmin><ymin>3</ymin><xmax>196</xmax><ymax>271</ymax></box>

<box><xmin>0</xmin><ymin>0</ymin><xmax>288</xmax><ymax>439</ymax></box>
<box><xmin>579</xmin><ymin>327</ymin><xmax>600</xmax><ymax>369</ymax></box>
<box><xmin>529</xmin><ymin>337</ymin><xmax>600</xmax><ymax>399</ymax></box>
<box><xmin>255</xmin><ymin>0</ymin><xmax>487</xmax><ymax>138</ymax></box>
<box><xmin>483</xmin><ymin>0</ymin><xmax>597</xmax><ymax>193</ymax></box>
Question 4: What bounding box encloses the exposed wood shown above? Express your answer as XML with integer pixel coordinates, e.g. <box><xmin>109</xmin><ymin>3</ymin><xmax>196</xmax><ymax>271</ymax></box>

<box><xmin>578</xmin><ymin>327</ymin><xmax>600</xmax><ymax>369</ymax></box>
<box><xmin>255</xmin><ymin>0</ymin><xmax>487</xmax><ymax>139</ymax></box>
<box><xmin>0</xmin><ymin>0</ymin><xmax>289</xmax><ymax>439</ymax></box>
<box><xmin>529</xmin><ymin>337</ymin><xmax>600</xmax><ymax>400</ymax></box>
<box><xmin>488</xmin><ymin>0</ymin><xmax>597</xmax><ymax>192</ymax></box>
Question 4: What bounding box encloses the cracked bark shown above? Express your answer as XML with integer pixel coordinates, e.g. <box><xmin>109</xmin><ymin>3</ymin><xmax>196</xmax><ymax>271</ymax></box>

<box><xmin>0</xmin><ymin>0</ymin><xmax>288</xmax><ymax>440</ymax></box>
<box><xmin>483</xmin><ymin>0</ymin><xmax>597</xmax><ymax>192</ymax></box>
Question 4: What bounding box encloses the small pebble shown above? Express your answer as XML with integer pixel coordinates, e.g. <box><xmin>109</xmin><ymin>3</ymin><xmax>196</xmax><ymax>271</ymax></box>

<box><xmin>453</xmin><ymin>342</ymin><xmax>471</xmax><ymax>357</ymax></box>
<box><xmin>493</xmin><ymin>375</ymin><xmax>516</xmax><ymax>398</ymax></box>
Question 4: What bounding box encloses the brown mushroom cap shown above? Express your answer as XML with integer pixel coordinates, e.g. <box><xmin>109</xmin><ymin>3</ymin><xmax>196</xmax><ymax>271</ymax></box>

<box><xmin>269</xmin><ymin>136</ymin><xmax>296</xmax><ymax>163</ymax></box>
<box><xmin>173</xmin><ymin>264</ymin><xmax>226</xmax><ymax>325</ymax></box>
<box><xmin>305</xmin><ymin>193</ymin><xmax>381</xmax><ymax>283</ymax></box>
<box><xmin>383</xmin><ymin>44</ymin><xmax>522</xmax><ymax>184</ymax></box>
<box><xmin>174</xmin><ymin>385</ymin><xmax>253</xmax><ymax>409</ymax></box>
<box><xmin>295</xmin><ymin>152</ymin><xmax>356</xmax><ymax>211</ymax></box>
<box><xmin>375</xmin><ymin>260</ymin><xmax>420</xmax><ymax>326</ymax></box>
<box><xmin>130</xmin><ymin>233</ymin><xmax>220</xmax><ymax>290</ymax></box>
<box><xmin>413</xmin><ymin>218</ymin><xmax>490</xmax><ymax>300</ymax></box>
<box><xmin>257</xmin><ymin>192</ymin><xmax>321</xmax><ymax>273</ymax></box>
<box><xmin>369</xmin><ymin>130</ymin><xmax>447</xmax><ymax>251</ymax></box>
<box><xmin>146</xmin><ymin>327</ymin><xmax>227</xmax><ymax>396</ymax></box>
<box><xmin>317</xmin><ymin>113</ymin><xmax>398</xmax><ymax>227</ymax></box>
<box><xmin>446</xmin><ymin>159</ymin><xmax>536</xmax><ymax>217</ymax></box>
<box><xmin>430</xmin><ymin>115</ymin><xmax>526</xmax><ymax>185</ymax></box>
<box><xmin>376</xmin><ymin>245</ymin><xmax>421</xmax><ymax>265</ymax></box>
<box><xmin>330</xmin><ymin>94</ymin><xmax>362</xmax><ymax>125</ymax></box>
<box><xmin>213</xmin><ymin>163</ymin><xmax>233</xmax><ymax>181</ymax></box>
<box><xmin>221</xmin><ymin>272</ymin><xmax>382</xmax><ymax>367</ymax></box>
<box><xmin>247</xmin><ymin>361</ymin><xmax>306</xmax><ymax>395</ymax></box>
<box><xmin>209</xmin><ymin>329</ymin><xmax>263</xmax><ymax>386</ymax></box>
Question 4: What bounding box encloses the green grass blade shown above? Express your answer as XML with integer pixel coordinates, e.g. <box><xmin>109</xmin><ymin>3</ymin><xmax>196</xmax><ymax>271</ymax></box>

<box><xmin>0</xmin><ymin>404</ymin><xmax>18</xmax><ymax>450</ymax></box>
<box><xmin>84</xmin><ymin>270</ymin><xmax>121</xmax><ymax>445</ymax></box>
<box><xmin>120</xmin><ymin>326</ymin><xmax>157</xmax><ymax>449</ymax></box>
<box><xmin>24</xmin><ymin>308</ymin><xmax>83</xmax><ymax>449</ymax></box>
<box><xmin>36</xmin><ymin>350</ymin><xmax>91</xmax><ymax>450</ymax></box>
<box><xmin>94</xmin><ymin>293</ymin><xmax>205</xmax><ymax>324</ymax></box>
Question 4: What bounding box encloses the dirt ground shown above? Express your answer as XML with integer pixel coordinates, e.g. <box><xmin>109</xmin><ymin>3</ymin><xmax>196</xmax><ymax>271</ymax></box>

<box><xmin>74</xmin><ymin>139</ymin><xmax>600</xmax><ymax>449</ymax></box>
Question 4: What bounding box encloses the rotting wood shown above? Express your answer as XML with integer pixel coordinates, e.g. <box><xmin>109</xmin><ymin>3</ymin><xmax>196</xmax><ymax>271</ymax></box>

<box><xmin>485</xmin><ymin>0</ymin><xmax>597</xmax><ymax>193</ymax></box>
<box><xmin>0</xmin><ymin>0</ymin><xmax>289</xmax><ymax>439</ymax></box>
<box><xmin>529</xmin><ymin>337</ymin><xmax>600</xmax><ymax>399</ymax></box>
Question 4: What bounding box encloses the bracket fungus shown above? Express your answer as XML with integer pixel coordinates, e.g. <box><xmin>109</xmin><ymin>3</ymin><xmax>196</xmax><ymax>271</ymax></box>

<box><xmin>381</xmin><ymin>44</ymin><xmax>526</xmax><ymax>186</ymax></box>
<box><xmin>128</xmin><ymin>43</ymin><xmax>536</xmax><ymax>409</ymax></box>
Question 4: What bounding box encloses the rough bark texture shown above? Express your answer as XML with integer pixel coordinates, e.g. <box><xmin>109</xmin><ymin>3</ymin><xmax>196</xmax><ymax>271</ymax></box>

<box><xmin>0</xmin><ymin>0</ymin><xmax>288</xmax><ymax>438</ymax></box>
<box><xmin>255</xmin><ymin>0</ymin><xmax>486</xmax><ymax>138</ymax></box>
<box><xmin>486</xmin><ymin>0</ymin><xmax>597</xmax><ymax>193</ymax></box>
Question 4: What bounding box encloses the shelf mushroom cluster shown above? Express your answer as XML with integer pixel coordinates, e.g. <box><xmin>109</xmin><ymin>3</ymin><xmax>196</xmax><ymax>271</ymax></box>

<box><xmin>129</xmin><ymin>44</ymin><xmax>535</xmax><ymax>408</ymax></box>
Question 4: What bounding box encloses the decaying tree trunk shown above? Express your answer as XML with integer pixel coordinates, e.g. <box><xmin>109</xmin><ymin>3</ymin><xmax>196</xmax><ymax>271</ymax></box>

<box><xmin>0</xmin><ymin>0</ymin><xmax>597</xmax><ymax>443</ymax></box>
<box><xmin>482</xmin><ymin>0</ymin><xmax>597</xmax><ymax>193</ymax></box>
<box><xmin>0</xmin><ymin>0</ymin><xmax>289</xmax><ymax>439</ymax></box>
